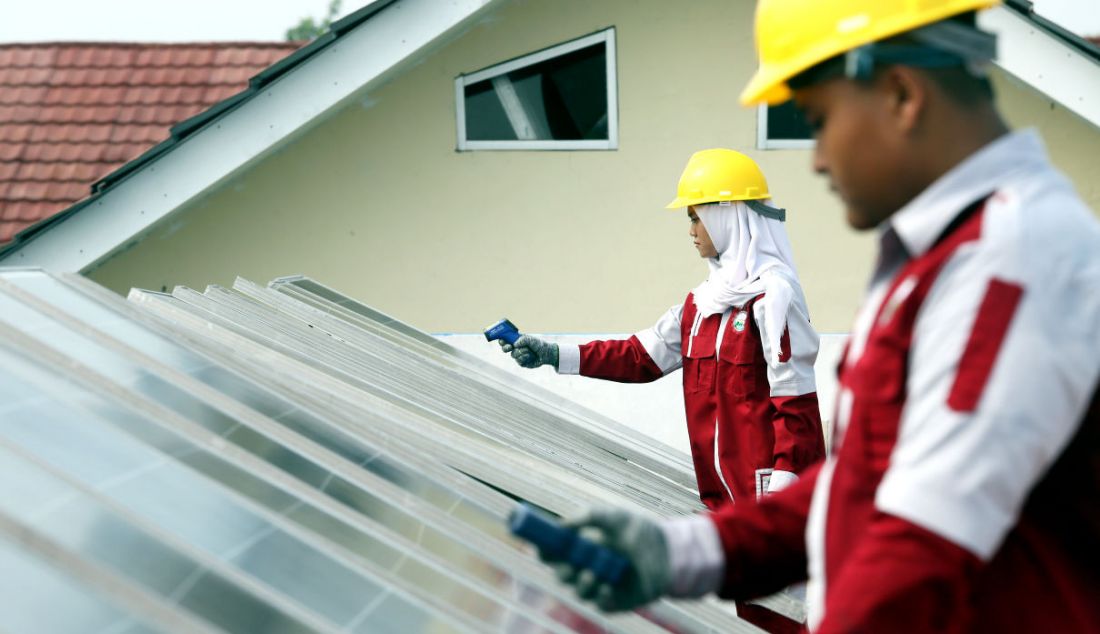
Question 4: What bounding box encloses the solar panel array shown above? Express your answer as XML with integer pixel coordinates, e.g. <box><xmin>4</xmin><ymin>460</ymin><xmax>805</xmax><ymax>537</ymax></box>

<box><xmin>0</xmin><ymin>268</ymin><xmax>801</xmax><ymax>633</ymax></box>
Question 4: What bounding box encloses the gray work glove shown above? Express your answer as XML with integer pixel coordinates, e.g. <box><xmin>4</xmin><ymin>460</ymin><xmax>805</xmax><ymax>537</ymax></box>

<box><xmin>543</xmin><ymin>509</ymin><xmax>672</xmax><ymax>612</ymax></box>
<box><xmin>499</xmin><ymin>335</ymin><xmax>559</xmax><ymax>369</ymax></box>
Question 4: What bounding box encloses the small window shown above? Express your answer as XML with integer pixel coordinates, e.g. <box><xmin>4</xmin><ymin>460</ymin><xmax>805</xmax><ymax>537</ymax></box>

<box><xmin>455</xmin><ymin>28</ymin><xmax>618</xmax><ymax>151</ymax></box>
<box><xmin>757</xmin><ymin>102</ymin><xmax>815</xmax><ymax>150</ymax></box>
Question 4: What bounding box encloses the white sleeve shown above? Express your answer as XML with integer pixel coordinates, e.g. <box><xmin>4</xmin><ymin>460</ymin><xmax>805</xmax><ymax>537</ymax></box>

<box><xmin>753</xmin><ymin>299</ymin><xmax>818</xmax><ymax>397</ymax></box>
<box><xmin>556</xmin><ymin>343</ymin><xmax>581</xmax><ymax>374</ymax></box>
<box><xmin>876</xmin><ymin>197</ymin><xmax>1100</xmax><ymax>559</ymax></box>
<box><xmin>660</xmin><ymin>515</ymin><xmax>725</xmax><ymax>597</ymax></box>
<box><xmin>634</xmin><ymin>303</ymin><xmax>684</xmax><ymax>374</ymax></box>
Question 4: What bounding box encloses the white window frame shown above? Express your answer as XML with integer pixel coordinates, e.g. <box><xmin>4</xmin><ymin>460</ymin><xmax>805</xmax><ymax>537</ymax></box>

<box><xmin>756</xmin><ymin>104</ymin><xmax>815</xmax><ymax>150</ymax></box>
<box><xmin>455</xmin><ymin>28</ymin><xmax>618</xmax><ymax>151</ymax></box>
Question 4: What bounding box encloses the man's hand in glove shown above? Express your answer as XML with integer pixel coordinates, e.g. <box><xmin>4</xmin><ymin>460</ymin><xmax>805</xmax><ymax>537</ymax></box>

<box><xmin>543</xmin><ymin>509</ymin><xmax>672</xmax><ymax>612</ymax></box>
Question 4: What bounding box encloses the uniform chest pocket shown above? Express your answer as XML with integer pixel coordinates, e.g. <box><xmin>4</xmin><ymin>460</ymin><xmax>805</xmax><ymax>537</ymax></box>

<box><xmin>719</xmin><ymin>326</ymin><xmax>762</xmax><ymax>398</ymax></box>
<box><xmin>682</xmin><ymin>312</ymin><xmax>721</xmax><ymax>394</ymax></box>
<box><xmin>683</xmin><ymin>357</ymin><xmax>716</xmax><ymax>394</ymax></box>
<box><xmin>851</xmin><ymin>340</ymin><xmax>906</xmax><ymax>404</ymax></box>
<box><xmin>849</xmin><ymin>340</ymin><xmax>907</xmax><ymax>469</ymax></box>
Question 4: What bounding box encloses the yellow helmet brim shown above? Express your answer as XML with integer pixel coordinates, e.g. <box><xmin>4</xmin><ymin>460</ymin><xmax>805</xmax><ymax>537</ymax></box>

<box><xmin>739</xmin><ymin>0</ymin><xmax>1001</xmax><ymax>107</ymax></box>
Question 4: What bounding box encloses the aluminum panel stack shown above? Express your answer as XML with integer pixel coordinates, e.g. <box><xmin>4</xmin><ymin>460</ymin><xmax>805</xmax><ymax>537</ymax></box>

<box><xmin>0</xmin><ymin>268</ymin><xmax>796</xmax><ymax>633</ymax></box>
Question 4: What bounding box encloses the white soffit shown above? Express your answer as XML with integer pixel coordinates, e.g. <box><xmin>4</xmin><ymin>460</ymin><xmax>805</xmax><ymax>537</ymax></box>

<box><xmin>0</xmin><ymin>0</ymin><xmax>500</xmax><ymax>273</ymax></box>
<box><xmin>980</xmin><ymin>7</ymin><xmax>1100</xmax><ymax>128</ymax></box>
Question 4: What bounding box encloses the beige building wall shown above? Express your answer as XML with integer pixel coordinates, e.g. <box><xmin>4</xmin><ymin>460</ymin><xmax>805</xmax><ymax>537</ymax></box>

<box><xmin>87</xmin><ymin>0</ymin><xmax>1100</xmax><ymax>337</ymax></box>
<box><xmin>992</xmin><ymin>72</ymin><xmax>1100</xmax><ymax>211</ymax></box>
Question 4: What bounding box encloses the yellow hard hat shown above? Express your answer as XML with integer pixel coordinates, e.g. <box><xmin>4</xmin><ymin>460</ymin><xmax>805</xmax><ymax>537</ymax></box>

<box><xmin>665</xmin><ymin>149</ymin><xmax>770</xmax><ymax>209</ymax></box>
<box><xmin>740</xmin><ymin>0</ymin><xmax>1001</xmax><ymax>106</ymax></box>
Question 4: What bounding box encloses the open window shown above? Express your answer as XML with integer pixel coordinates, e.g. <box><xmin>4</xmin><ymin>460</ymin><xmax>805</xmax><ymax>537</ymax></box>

<box><xmin>455</xmin><ymin>28</ymin><xmax>618</xmax><ymax>151</ymax></box>
<box><xmin>757</xmin><ymin>102</ymin><xmax>815</xmax><ymax>150</ymax></box>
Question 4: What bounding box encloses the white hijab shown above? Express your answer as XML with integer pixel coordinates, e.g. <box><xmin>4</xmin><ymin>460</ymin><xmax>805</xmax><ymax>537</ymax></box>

<box><xmin>692</xmin><ymin>199</ymin><xmax>807</xmax><ymax>363</ymax></box>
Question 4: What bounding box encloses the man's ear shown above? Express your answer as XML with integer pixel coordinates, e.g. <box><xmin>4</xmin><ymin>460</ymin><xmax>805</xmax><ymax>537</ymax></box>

<box><xmin>879</xmin><ymin>65</ymin><xmax>927</xmax><ymax>135</ymax></box>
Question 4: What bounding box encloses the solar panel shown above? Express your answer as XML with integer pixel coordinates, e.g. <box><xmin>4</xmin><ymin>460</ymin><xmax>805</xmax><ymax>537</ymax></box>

<box><xmin>0</xmin><ymin>268</ymin><xmax>796</xmax><ymax>632</ymax></box>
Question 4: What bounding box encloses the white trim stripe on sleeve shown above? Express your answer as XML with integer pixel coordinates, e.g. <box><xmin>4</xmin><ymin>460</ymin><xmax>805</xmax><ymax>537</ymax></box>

<box><xmin>556</xmin><ymin>344</ymin><xmax>581</xmax><ymax>375</ymax></box>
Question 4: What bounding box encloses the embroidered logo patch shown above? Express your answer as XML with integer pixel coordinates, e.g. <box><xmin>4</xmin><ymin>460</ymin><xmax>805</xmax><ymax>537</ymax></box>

<box><xmin>733</xmin><ymin>310</ymin><xmax>748</xmax><ymax>332</ymax></box>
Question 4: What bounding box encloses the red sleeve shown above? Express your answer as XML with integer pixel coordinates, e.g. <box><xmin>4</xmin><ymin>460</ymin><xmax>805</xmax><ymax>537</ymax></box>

<box><xmin>815</xmin><ymin>513</ymin><xmax>981</xmax><ymax>634</ymax></box>
<box><xmin>578</xmin><ymin>335</ymin><xmax>665</xmax><ymax>383</ymax></box>
<box><xmin>770</xmin><ymin>393</ymin><xmax>826</xmax><ymax>473</ymax></box>
<box><xmin>710</xmin><ymin>463</ymin><xmax>820</xmax><ymax>600</ymax></box>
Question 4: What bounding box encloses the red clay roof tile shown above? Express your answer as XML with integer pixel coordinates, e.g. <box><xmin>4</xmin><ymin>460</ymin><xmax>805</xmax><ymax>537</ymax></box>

<box><xmin>0</xmin><ymin>144</ymin><xmax>22</xmax><ymax>161</ymax></box>
<box><xmin>0</xmin><ymin>125</ymin><xmax>31</xmax><ymax>143</ymax></box>
<box><xmin>0</xmin><ymin>41</ymin><xmax>301</xmax><ymax>244</ymax></box>
<box><xmin>14</xmin><ymin>202</ymin><xmax>60</xmax><ymax>222</ymax></box>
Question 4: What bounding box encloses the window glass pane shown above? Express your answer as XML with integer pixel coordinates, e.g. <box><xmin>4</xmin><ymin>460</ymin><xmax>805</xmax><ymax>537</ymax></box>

<box><xmin>464</xmin><ymin>42</ymin><xmax>607</xmax><ymax>141</ymax></box>
<box><xmin>767</xmin><ymin>101</ymin><xmax>814</xmax><ymax>141</ymax></box>
<box><xmin>464</xmin><ymin>82</ymin><xmax>516</xmax><ymax>140</ymax></box>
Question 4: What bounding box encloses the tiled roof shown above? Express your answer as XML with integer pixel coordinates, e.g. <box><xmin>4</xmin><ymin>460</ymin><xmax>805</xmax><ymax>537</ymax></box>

<box><xmin>0</xmin><ymin>42</ymin><xmax>302</xmax><ymax>243</ymax></box>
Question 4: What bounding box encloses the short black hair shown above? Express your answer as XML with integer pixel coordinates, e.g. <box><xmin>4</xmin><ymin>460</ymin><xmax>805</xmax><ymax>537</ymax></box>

<box><xmin>787</xmin><ymin>11</ymin><xmax>994</xmax><ymax>106</ymax></box>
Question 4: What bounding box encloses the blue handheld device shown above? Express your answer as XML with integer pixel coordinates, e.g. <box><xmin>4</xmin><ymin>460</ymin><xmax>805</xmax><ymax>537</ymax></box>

<box><xmin>484</xmin><ymin>318</ymin><xmax>521</xmax><ymax>345</ymax></box>
<box><xmin>508</xmin><ymin>503</ymin><xmax>629</xmax><ymax>586</ymax></box>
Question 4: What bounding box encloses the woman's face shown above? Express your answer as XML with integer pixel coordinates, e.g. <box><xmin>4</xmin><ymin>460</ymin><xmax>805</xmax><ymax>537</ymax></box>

<box><xmin>687</xmin><ymin>206</ymin><xmax>718</xmax><ymax>258</ymax></box>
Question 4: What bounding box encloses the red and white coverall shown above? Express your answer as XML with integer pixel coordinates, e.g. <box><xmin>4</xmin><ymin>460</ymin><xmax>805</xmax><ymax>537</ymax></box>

<box><xmin>557</xmin><ymin>286</ymin><xmax>825</xmax><ymax>510</ymax></box>
<box><xmin>660</xmin><ymin>130</ymin><xmax>1100</xmax><ymax>632</ymax></box>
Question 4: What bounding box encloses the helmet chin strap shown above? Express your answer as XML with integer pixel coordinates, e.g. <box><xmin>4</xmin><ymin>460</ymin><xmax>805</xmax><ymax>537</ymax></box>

<box><xmin>745</xmin><ymin>199</ymin><xmax>787</xmax><ymax>222</ymax></box>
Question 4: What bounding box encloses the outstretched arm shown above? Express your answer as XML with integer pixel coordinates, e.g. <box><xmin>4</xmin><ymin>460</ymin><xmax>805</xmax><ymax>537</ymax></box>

<box><xmin>557</xmin><ymin>304</ymin><xmax>685</xmax><ymax>383</ymax></box>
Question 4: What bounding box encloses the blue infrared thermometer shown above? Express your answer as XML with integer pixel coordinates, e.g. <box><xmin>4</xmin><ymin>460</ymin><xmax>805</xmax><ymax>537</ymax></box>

<box><xmin>484</xmin><ymin>318</ymin><xmax>521</xmax><ymax>345</ymax></box>
<box><xmin>508</xmin><ymin>503</ymin><xmax>629</xmax><ymax>586</ymax></box>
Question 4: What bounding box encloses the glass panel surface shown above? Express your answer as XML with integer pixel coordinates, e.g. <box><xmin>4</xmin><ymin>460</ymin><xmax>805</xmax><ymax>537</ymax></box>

<box><xmin>1</xmin><ymin>276</ymin><xmax>508</xmax><ymax>516</ymax></box>
<box><xmin>0</xmin><ymin>269</ymin><xmax>779</xmax><ymax>632</ymax></box>
<box><xmin>0</xmin><ymin>442</ymin><xmax>325</xmax><ymax>634</ymax></box>
<box><xmin>0</xmin><ymin>294</ymin><xmax>619</xmax><ymax>632</ymax></box>
<box><xmin>0</xmin><ymin>349</ymin><xmax>479</xmax><ymax>632</ymax></box>
<box><xmin>192</xmin><ymin>284</ymin><xmax>696</xmax><ymax>515</ymax></box>
<box><xmin>265</xmin><ymin>276</ymin><xmax>698</xmax><ymax>486</ymax></box>
<box><xmin>0</xmin><ymin>537</ymin><xmax>158</xmax><ymax>634</ymax></box>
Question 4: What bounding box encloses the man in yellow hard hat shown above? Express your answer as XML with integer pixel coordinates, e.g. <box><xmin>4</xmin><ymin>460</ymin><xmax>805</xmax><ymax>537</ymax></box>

<box><xmin>501</xmin><ymin>149</ymin><xmax>826</xmax><ymax>515</ymax></box>
<box><xmin>527</xmin><ymin>1</ymin><xmax>1100</xmax><ymax>632</ymax></box>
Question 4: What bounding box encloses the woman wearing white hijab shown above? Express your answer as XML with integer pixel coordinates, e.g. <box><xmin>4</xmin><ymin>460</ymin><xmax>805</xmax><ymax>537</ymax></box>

<box><xmin>503</xmin><ymin>149</ymin><xmax>825</xmax><ymax>511</ymax></box>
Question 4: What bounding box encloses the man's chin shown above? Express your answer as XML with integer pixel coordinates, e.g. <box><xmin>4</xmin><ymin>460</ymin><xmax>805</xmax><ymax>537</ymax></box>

<box><xmin>845</xmin><ymin>206</ymin><xmax>879</xmax><ymax>231</ymax></box>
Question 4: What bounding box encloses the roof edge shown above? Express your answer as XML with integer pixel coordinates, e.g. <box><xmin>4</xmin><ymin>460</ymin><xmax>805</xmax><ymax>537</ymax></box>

<box><xmin>1004</xmin><ymin>0</ymin><xmax>1100</xmax><ymax>62</ymax></box>
<box><xmin>980</xmin><ymin>4</ymin><xmax>1100</xmax><ymax>130</ymax></box>
<box><xmin>0</xmin><ymin>41</ymin><xmax>305</xmax><ymax>48</ymax></box>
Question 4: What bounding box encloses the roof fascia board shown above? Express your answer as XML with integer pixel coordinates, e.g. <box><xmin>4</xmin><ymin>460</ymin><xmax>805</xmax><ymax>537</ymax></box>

<box><xmin>980</xmin><ymin>6</ymin><xmax>1100</xmax><ymax>129</ymax></box>
<box><xmin>0</xmin><ymin>0</ymin><xmax>499</xmax><ymax>272</ymax></box>
<box><xmin>1004</xmin><ymin>0</ymin><xmax>1100</xmax><ymax>62</ymax></box>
